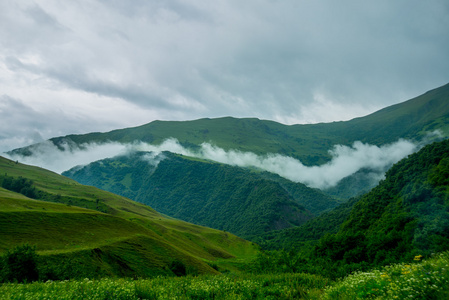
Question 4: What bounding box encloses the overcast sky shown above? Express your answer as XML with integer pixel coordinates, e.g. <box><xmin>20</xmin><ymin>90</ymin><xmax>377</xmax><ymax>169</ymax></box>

<box><xmin>1</xmin><ymin>0</ymin><xmax>448</xmax><ymax>153</ymax></box>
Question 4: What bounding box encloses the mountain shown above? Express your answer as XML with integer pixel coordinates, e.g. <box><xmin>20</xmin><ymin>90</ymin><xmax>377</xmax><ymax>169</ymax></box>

<box><xmin>0</xmin><ymin>156</ymin><xmax>258</xmax><ymax>280</ymax></box>
<box><xmin>247</xmin><ymin>137</ymin><xmax>449</xmax><ymax>279</ymax></box>
<box><xmin>10</xmin><ymin>83</ymin><xmax>449</xmax><ymax>167</ymax></box>
<box><xmin>7</xmin><ymin>83</ymin><xmax>449</xmax><ymax>203</ymax></box>
<box><xmin>307</xmin><ymin>137</ymin><xmax>449</xmax><ymax>275</ymax></box>
<box><xmin>62</xmin><ymin>151</ymin><xmax>338</xmax><ymax>238</ymax></box>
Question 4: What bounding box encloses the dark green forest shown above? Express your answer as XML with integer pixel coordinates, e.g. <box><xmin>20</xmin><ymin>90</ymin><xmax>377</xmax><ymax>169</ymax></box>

<box><xmin>253</xmin><ymin>196</ymin><xmax>359</xmax><ymax>250</ymax></box>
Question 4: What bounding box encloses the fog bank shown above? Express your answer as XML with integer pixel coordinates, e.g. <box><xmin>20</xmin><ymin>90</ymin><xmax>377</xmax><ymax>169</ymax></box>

<box><xmin>5</xmin><ymin>137</ymin><xmax>419</xmax><ymax>189</ymax></box>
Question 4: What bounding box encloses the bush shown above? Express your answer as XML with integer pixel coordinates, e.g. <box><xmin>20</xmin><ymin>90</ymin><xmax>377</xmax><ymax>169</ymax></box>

<box><xmin>1</xmin><ymin>244</ymin><xmax>39</xmax><ymax>283</ymax></box>
<box><xmin>169</xmin><ymin>260</ymin><xmax>187</xmax><ymax>276</ymax></box>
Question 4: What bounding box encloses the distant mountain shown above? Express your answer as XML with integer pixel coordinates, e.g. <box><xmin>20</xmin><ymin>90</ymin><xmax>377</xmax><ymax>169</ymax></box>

<box><xmin>10</xmin><ymin>83</ymin><xmax>449</xmax><ymax>167</ymax></box>
<box><xmin>0</xmin><ymin>156</ymin><xmax>258</xmax><ymax>280</ymax></box>
<box><xmin>63</xmin><ymin>151</ymin><xmax>338</xmax><ymax>238</ymax></box>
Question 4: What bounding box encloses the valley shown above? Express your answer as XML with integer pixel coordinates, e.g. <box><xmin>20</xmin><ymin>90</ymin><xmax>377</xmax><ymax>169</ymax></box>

<box><xmin>1</xmin><ymin>83</ymin><xmax>449</xmax><ymax>298</ymax></box>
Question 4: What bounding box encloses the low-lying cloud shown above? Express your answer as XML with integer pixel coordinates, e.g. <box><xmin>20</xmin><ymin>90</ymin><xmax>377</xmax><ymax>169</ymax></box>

<box><xmin>5</xmin><ymin>140</ymin><xmax>130</xmax><ymax>174</ymax></box>
<box><xmin>197</xmin><ymin>140</ymin><xmax>418</xmax><ymax>189</ymax></box>
<box><xmin>5</xmin><ymin>137</ymin><xmax>420</xmax><ymax>189</ymax></box>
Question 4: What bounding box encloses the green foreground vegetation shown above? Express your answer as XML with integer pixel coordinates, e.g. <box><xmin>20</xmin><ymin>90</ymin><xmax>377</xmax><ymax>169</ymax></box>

<box><xmin>0</xmin><ymin>273</ymin><xmax>327</xmax><ymax>300</ymax></box>
<box><xmin>0</xmin><ymin>252</ymin><xmax>448</xmax><ymax>299</ymax></box>
<box><xmin>322</xmin><ymin>252</ymin><xmax>449</xmax><ymax>299</ymax></box>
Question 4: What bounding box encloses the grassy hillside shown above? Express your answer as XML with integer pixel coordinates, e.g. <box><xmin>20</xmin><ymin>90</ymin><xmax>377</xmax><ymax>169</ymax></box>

<box><xmin>0</xmin><ymin>156</ymin><xmax>258</xmax><ymax>280</ymax></box>
<box><xmin>63</xmin><ymin>151</ymin><xmax>338</xmax><ymax>238</ymax></box>
<box><xmin>340</xmin><ymin>82</ymin><xmax>449</xmax><ymax>144</ymax></box>
<box><xmin>10</xmin><ymin>83</ymin><xmax>449</xmax><ymax>166</ymax></box>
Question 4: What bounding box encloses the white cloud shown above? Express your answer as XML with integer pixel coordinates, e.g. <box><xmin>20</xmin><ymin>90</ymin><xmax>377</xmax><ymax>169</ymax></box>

<box><xmin>6</xmin><ymin>137</ymin><xmax>419</xmax><ymax>189</ymax></box>
<box><xmin>194</xmin><ymin>139</ymin><xmax>417</xmax><ymax>189</ymax></box>
<box><xmin>6</xmin><ymin>140</ymin><xmax>130</xmax><ymax>174</ymax></box>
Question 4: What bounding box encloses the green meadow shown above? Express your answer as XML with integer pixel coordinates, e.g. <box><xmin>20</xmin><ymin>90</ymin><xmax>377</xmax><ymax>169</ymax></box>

<box><xmin>0</xmin><ymin>252</ymin><xmax>448</xmax><ymax>299</ymax></box>
<box><xmin>0</xmin><ymin>156</ymin><xmax>258</xmax><ymax>281</ymax></box>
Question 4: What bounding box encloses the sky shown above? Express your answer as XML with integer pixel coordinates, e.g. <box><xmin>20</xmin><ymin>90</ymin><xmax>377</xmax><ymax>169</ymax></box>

<box><xmin>1</xmin><ymin>0</ymin><xmax>449</xmax><ymax>153</ymax></box>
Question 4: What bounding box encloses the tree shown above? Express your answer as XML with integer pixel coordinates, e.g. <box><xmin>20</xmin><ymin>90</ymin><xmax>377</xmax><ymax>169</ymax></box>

<box><xmin>169</xmin><ymin>260</ymin><xmax>186</xmax><ymax>276</ymax></box>
<box><xmin>1</xmin><ymin>244</ymin><xmax>39</xmax><ymax>283</ymax></box>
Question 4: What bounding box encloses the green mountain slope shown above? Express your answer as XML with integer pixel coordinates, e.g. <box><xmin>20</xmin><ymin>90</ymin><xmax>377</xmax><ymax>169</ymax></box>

<box><xmin>0</xmin><ymin>156</ymin><xmax>258</xmax><ymax>280</ymax></box>
<box><xmin>63</xmin><ymin>152</ymin><xmax>337</xmax><ymax>238</ymax></box>
<box><xmin>10</xmin><ymin>83</ymin><xmax>449</xmax><ymax>166</ymax></box>
<box><xmin>309</xmin><ymin>138</ymin><xmax>449</xmax><ymax>275</ymax></box>
<box><xmin>254</xmin><ymin>196</ymin><xmax>359</xmax><ymax>250</ymax></box>
<box><xmin>339</xmin><ymin>83</ymin><xmax>449</xmax><ymax>144</ymax></box>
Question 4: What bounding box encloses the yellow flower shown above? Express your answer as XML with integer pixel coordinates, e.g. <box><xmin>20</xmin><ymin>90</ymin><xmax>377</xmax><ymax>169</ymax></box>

<box><xmin>414</xmin><ymin>255</ymin><xmax>423</xmax><ymax>261</ymax></box>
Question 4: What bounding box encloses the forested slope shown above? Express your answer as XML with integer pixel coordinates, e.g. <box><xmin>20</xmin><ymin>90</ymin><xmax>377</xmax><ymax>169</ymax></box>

<box><xmin>309</xmin><ymin>138</ymin><xmax>449</xmax><ymax>275</ymax></box>
<box><xmin>254</xmin><ymin>196</ymin><xmax>359</xmax><ymax>250</ymax></box>
<box><xmin>63</xmin><ymin>152</ymin><xmax>338</xmax><ymax>237</ymax></box>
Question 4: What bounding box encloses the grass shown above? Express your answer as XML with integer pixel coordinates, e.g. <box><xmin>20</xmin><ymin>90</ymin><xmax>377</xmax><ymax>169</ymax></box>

<box><xmin>0</xmin><ymin>273</ymin><xmax>330</xmax><ymax>300</ymax></box>
<box><xmin>321</xmin><ymin>252</ymin><xmax>449</xmax><ymax>299</ymax></box>
<box><xmin>0</xmin><ymin>156</ymin><xmax>159</xmax><ymax>219</ymax></box>
<box><xmin>1</xmin><ymin>252</ymin><xmax>449</xmax><ymax>299</ymax></box>
<box><xmin>0</xmin><ymin>156</ymin><xmax>259</xmax><ymax>278</ymax></box>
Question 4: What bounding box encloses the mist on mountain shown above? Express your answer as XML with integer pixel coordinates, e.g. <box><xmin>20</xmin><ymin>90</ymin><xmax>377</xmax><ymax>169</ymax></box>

<box><xmin>5</xmin><ymin>136</ymin><xmax>421</xmax><ymax>190</ymax></box>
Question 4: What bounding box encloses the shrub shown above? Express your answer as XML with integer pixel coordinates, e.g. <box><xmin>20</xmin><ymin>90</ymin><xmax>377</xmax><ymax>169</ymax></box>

<box><xmin>169</xmin><ymin>260</ymin><xmax>187</xmax><ymax>276</ymax></box>
<box><xmin>1</xmin><ymin>244</ymin><xmax>39</xmax><ymax>283</ymax></box>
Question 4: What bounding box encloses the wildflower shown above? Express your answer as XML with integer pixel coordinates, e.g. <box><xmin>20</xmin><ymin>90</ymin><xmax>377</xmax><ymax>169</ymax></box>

<box><xmin>414</xmin><ymin>255</ymin><xmax>423</xmax><ymax>261</ymax></box>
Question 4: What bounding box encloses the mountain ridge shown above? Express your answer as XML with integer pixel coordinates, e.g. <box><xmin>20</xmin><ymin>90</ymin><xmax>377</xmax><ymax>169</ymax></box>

<box><xmin>9</xmin><ymin>83</ymin><xmax>449</xmax><ymax>167</ymax></box>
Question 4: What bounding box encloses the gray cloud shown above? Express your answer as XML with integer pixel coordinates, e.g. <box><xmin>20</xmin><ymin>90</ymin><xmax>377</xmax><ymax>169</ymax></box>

<box><xmin>0</xmin><ymin>95</ymin><xmax>47</xmax><ymax>151</ymax></box>
<box><xmin>0</xmin><ymin>0</ymin><xmax>448</xmax><ymax>151</ymax></box>
<box><xmin>0</xmin><ymin>94</ymin><xmax>154</xmax><ymax>153</ymax></box>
